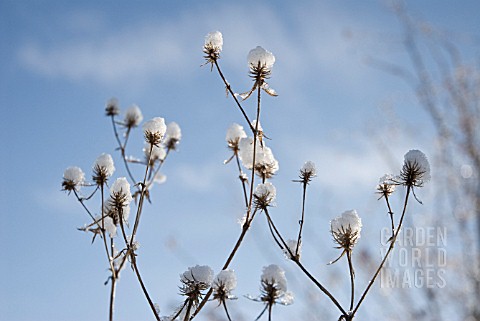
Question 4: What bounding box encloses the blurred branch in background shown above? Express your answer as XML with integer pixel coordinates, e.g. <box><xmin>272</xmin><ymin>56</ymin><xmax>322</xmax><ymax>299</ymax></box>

<box><xmin>359</xmin><ymin>2</ymin><xmax>479</xmax><ymax>320</ymax></box>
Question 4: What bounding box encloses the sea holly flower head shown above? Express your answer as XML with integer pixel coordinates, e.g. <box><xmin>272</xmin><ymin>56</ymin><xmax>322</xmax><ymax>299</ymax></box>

<box><xmin>143</xmin><ymin>117</ymin><xmax>167</xmax><ymax>146</ymax></box>
<box><xmin>109</xmin><ymin>177</ymin><xmax>132</xmax><ymax>210</ymax></box>
<box><xmin>164</xmin><ymin>122</ymin><xmax>182</xmax><ymax>150</ymax></box>
<box><xmin>298</xmin><ymin>161</ymin><xmax>316</xmax><ymax>184</ymax></box>
<box><xmin>400</xmin><ymin>149</ymin><xmax>431</xmax><ymax>187</ymax></box>
<box><xmin>377</xmin><ymin>174</ymin><xmax>396</xmax><ymax>198</ymax></box>
<box><xmin>105</xmin><ymin>97</ymin><xmax>120</xmax><ymax>116</ymax></box>
<box><xmin>92</xmin><ymin>153</ymin><xmax>115</xmax><ymax>185</ymax></box>
<box><xmin>203</xmin><ymin>31</ymin><xmax>223</xmax><ymax>65</ymax></box>
<box><xmin>248</xmin><ymin>264</ymin><xmax>293</xmax><ymax>314</ymax></box>
<box><xmin>330</xmin><ymin>210</ymin><xmax>362</xmax><ymax>252</ymax></box>
<box><xmin>124</xmin><ymin>104</ymin><xmax>143</xmax><ymax>128</ymax></box>
<box><xmin>180</xmin><ymin>265</ymin><xmax>214</xmax><ymax>304</ymax></box>
<box><xmin>240</xmin><ymin>46</ymin><xmax>278</xmax><ymax>100</ymax></box>
<box><xmin>212</xmin><ymin>269</ymin><xmax>237</xmax><ymax>302</ymax></box>
<box><xmin>62</xmin><ymin>166</ymin><xmax>85</xmax><ymax>192</ymax></box>
<box><xmin>254</xmin><ymin>182</ymin><xmax>276</xmax><ymax>209</ymax></box>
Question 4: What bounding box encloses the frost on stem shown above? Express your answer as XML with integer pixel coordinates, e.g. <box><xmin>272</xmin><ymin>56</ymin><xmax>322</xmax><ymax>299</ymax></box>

<box><xmin>164</xmin><ymin>122</ymin><xmax>182</xmax><ymax>150</ymax></box>
<box><xmin>254</xmin><ymin>182</ymin><xmax>277</xmax><ymax>210</ymax></box>
<box><xmin>213</xmin><ymin>269</ymin><xmax>238</xmax><ymax>302</ymax></box>
<box><xmin>330</xmin><ymin>210</ymin><xmax>362</xmax><ymax>254</ymax></box>
<box><xmin>93</xmin><ymin>153</ymin><xmax>115</xmax><ymax>185</ymax></box>
<box><xmin>124</xmin><ymin>105</ymin><xmax>143</xmax><ymax>128</ymax></box>
<box><xmin>238</xmin><ymin>137</ymin><xmax>279</xmax><ymax>179</ymax></box>
<box><xmin>377</xmin><ymin>174</ymin><xmax>396</xmax><ymax>199</ymax></box>
<box><xmin>105</xmin><ymin>97</ymin><xmax>120</xmax><ymax>116</ymax></box>
<box><xmin>203</xmin><ymin>31</ymin><xmax>223</xmax><ymax>66</ymax></box>
<box><xmin>143</xmin><ymin>117</ymin><xmax>167</xmax><ymax>146</ymax></box>
<box><xmin>399</xmin><ymin>149</ymin><xmax>431</xmax><ymax>187</ymax></box>
<box><xmin>62</xmin><ymin>166</ymin><xmax>85</xmax><ymax>192</ymax></box>
<box><xmin>241</xmin><ymin>46</ymin><xmax>277</xmax><ymax>100</ymax></box>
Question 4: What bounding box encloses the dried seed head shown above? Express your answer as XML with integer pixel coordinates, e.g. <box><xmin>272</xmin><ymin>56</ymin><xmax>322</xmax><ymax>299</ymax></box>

<box><xmin>143</xmin><ymin>117</ymin><xmax>166</xmax><ymax>146</ymax></box>
<box><xmin>124</xmin><ymin>105</ymin><xmax>143</xmax><ymax>128</ymax></box>
<box><xmin>62</xmin><ymin>166</ymin><xmax>85</xmax><ymax>192</ymax></box>
<box><xmin>377</xmin><ymin>174</ymin><xmax>396</xmax><ymax>198</ymax></box>
<box><xmin>330</xmin><ymin>210</ymin><xmax>362</xmax><ymax>251</ymax></box>
<box><xmin>92</xmin><ymin>153</ymin><xmax>115</xmax><ymax>185</ymax></box>
<box><xmin>164</xmin><ymin>122</ymin><xmax>182</xmax><ymax>150</ymax></box>
<box><xmin>203</xmin><ymin>31</ymin><xmax>223</xmax><ymax>65</ymax></box>
<box><xmin>400</xmin><ymin>149</ymin><xmax>431</xmax><ymax>187</ymax></box>
<box><xmin>105</xmin><ymin>98</ymin><xmax>120</xmax><ymax>116</ymax></box>
<box><xmin>254</xmin><ymin>182</ymin><xmax>276</xmax><ymax>209</ymax></box>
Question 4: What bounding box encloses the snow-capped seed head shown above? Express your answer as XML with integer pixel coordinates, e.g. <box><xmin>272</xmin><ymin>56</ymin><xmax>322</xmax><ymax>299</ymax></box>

<box><xmin>62</xmin><ymin>166</ymin><xmax>85</xmax><ymax>192</ymax></box>
<box><xmin>164</xmin><ymin>122</ymin><xmax>182</xmax><ymax>150</ymax></box>
<box><xmin>144</xmin><ymin>142</ymin><xmax>166</xmax><ymax>163</ymax></box>
<box><xmin>261</xmin><ymin>264</ymin><xmax>287</xmax><ymax>293</ymax></box>
<box><xmin>93</xmin><ymin>153</ymin><xmax>115</xmax><ymax>185</ymax></box>
<box><xmin>248</xmin><ymin>46</ymin><xmax>275</xmax><ymax>71</ymax></box>
<box><xmin>203</xmin><ymin>31</ymin><xmax>223</xmax><ymax>63</ymax></box>
<box><xmin>238</xmin><ymin>138</ymin><xmax>279</xmax><ymax>179</ymax></box>
<box><xmin>180</xmin><ymin>265</ymin><xmax>214</xmax><ymax>293</ymax></box>
<box><xmin>204</xmin><ymin>31</ymin><xmax>223</xmax><ymax>53</ymax></box>
<box><xmin>213</xmin><ymin>269</ymin><xmax>237</xmax><ymax>301</ymax></box>
<box><xmin>110</xmin><ymin>177</ymin><xmax>132</xmax><ymax>208</ymax></box>
<box><xmin>377</xmin><ymin>174</ymin><xmax>396</xmax><ymax>198</ymax></box>
<box><xmin>105</xmin><ymin>97</ymin><xmax>120</xmax><ymax>116</ymax></box>
<box><xmin>124</xmin><ymin>105</ymin><xmax>143</xmax><ymax>128</ymax></box>
<box><xmin>401</xmin><ymin>149</ymin><xmax>431</xmax><ymax>187</ymax></box>
<box><xmin>103</xmin><ymin>201</ymin><xmax>131</xmax><ymax>225</ymax></box>
<box><xmin>330</xmin><ymin>210</ymin><xmax>362</xmax><ymax>251</ymax></box>
<box><xmin>254</xmin><ymin>182</ymin><xmax>276</xmax><ymax>209</ymax></box>
<box><xmin>226</xmin><ymin>123</ymin><xmax>247</xmax><ymax>149</ymax></box>
<box><xmin>299</xmin><ymin>161</ymin><xmax>316</xmax><ymax>183</ymax></box>
<box><xmin>143</xmin><ymin>117</ymin><xmax>167</xmax><ymax>145</ymax></box>
<box><xmin>283</xmin><ymin>239</ymin><xmax>301</xmax><ymax>261</ymax></box>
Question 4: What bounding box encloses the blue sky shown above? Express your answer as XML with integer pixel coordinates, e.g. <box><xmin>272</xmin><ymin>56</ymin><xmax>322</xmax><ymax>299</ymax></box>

<box><xmin>1</xmin><ymin>1</ymin><xmax>479</xmax><ymax>321</ymax></box>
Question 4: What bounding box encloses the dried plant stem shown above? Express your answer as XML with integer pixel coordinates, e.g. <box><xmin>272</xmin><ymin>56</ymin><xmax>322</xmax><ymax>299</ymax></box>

<box><xmin>110</xmin><ymin>116</ymin><xmax>138</xmax><ymax>186</ymax></box>
<box><xmin>191</xmin><ymin>209</ymin><xmax>259</xmax><ymax>319</ymax></box>
<box><xmin>352</xmin><ymin>185</ymin><xmax>411</xmax><ymax>316</ymax></box>
<box><xmin>263</xmin><ymin>209</ymin><xmax>347</xmax><ymax>316</ymax></box>
<box><xmin>295</xmin><ymin>182</ymin><xmax>307</xmax><ymax>256</ymax></box>
<box><xmin>118</xmin><ymin>216</ymin><xmax>160</xmax><ymax>321</ymax></box>
<box><xmin>214</xmin><ymin>60</ymin><xmax>255</xmax><ymax>133</ymax></box>
<box><xmin>385</xmin><ymin>195</ymin><xmax>395</xmax><ymax>239</ymax></box>
<box><xmin>131</xmin><ymin>144</ymin><xmax>154</xmax><ymax>241</ymax></box>
<box><xmin>222</xmin><ymin>301</ymin><xmax>233</xmax><ymax>321</ymax></box>
<box><xmin>235</xmin><ymin>152</ymin><xmax>249</xmax><ymax>207</ymax></box>
<box><xmin>109</xmin><ymin>274</ymin><xmax>117</xmax><ymax>321</ymax></box>
<box><xmin>346</xmin><ymin>250</ymin><xmax>355</xmax><ymax>311</ymax></box>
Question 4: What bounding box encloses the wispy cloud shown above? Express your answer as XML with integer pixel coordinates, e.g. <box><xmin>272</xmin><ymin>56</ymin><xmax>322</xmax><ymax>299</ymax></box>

<box><xmin>17</xmin><ymin>3</ymin><xmax>376</xmax><ymax>91</ymax></box>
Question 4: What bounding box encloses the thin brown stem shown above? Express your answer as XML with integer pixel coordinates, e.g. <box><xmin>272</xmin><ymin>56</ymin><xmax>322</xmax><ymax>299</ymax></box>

<box><xmin>296</xmin><ymin>182</ymin><xmax>307</xmax><ymax>256</ymax></box>
<box><xmin>131</xmin><ymin>144</ymin><xmax>154</xmax><ymax>242</ymax></box>
<box><xmin>110</xmin><ymin>116</ymin><xmax>138</xmax><ymax>186</ymax></box>
<box><xmin>385</xmin><ymin>195</ymin><xmax>395</xmax><ymax>239</ymax></box>
<box><xmin>191</xmin><ymin>209</ymin><xmax>259</xmax><ymax>319</ymax></box>
<box><xmin>213</xmin><ymin>60</ymin><xmax>255</xmax><ymax>134</ymax></box>
<box><xmin>222</xmin><ymin>300</ymin><xmax>233</xmax><ymax>321</ymax></box>
<box><xmin>109</xmin><ymin>275</ymin><xmax>117</xmax><ymax>321</ymax></box>
<box><xmin>263</xmin><ymin>209</ymin><xmax>346</xmax><ymax>315</ymax></box>
<box><xmin>234</xmin><ymin>152</ymin><xmax>249</xmax><ymax>207</ymax></box>
<box><xmin>347</xmin><ymin>250</ymin><xmax>355</xmax><ymax>311</ymax></box>
<box><xmin>352</xmin><ymin>185</ymin><xmax>411</xmax><ymax>316</ymax></box>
